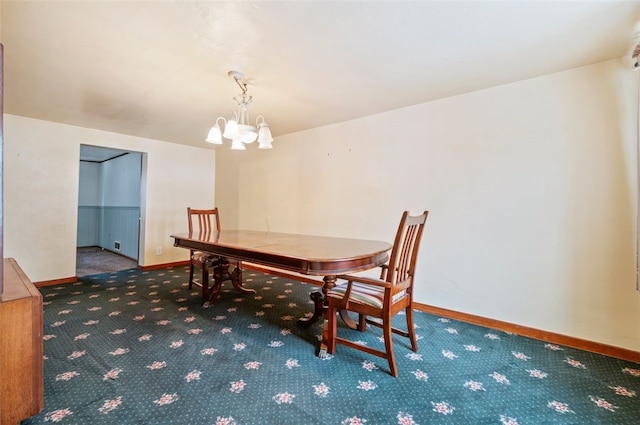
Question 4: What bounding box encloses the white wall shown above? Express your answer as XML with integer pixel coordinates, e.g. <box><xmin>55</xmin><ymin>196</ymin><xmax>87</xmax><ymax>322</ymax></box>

<box><xmin>216</xmin><ymin>59</ymin><xmax>640</xmax><ymax>352</ymax></box>
<box><xmin>4</xmin><ymin>115</ymin><xmax>214</xmax><ymax>281</ymax></box>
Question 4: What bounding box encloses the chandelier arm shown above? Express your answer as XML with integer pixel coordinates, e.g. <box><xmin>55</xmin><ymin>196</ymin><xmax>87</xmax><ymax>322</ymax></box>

<box><xmin>233</xmin><ymin>75</ymin><xmax>248</xmax><ymax>94</ymax></box>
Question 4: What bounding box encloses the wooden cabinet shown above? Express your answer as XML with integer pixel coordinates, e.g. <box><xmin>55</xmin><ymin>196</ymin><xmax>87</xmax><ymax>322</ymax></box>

<box><xmin>0</xmin><ymin>258</ymin><xmax>43</xmax><ymax>425</ymax></box>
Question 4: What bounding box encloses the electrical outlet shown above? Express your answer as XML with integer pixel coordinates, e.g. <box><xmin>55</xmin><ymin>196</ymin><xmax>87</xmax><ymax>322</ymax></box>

<box><xmin>114</xmin><ymin>241</ymin><xmax>121</xmax><ymax>251</ymax></box>
<box><xmin>155</xmin><ymin>247</ymin><xmax>162</xmax><ymax>256</ymax></box>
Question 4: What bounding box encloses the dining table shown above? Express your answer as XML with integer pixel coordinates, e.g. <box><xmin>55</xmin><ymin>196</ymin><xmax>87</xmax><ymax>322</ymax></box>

<box><xmin>171</xmin><ymin>229</ymin><xmax>392</xmax><ymax>356</ymax></box>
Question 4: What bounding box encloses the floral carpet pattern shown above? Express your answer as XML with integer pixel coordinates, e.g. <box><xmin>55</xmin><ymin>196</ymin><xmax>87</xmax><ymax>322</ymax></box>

<box><xmin>23</xmin><ymin>266</ymin><xmax>639</xmax><ymax>424</ymax></box>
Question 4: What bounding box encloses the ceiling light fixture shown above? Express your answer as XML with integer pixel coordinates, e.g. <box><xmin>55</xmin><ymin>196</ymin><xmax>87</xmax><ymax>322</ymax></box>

<box><xmin>205</xmin><ymin>71</ymin><xmax>273</xmax><ymax>150</ymax></box>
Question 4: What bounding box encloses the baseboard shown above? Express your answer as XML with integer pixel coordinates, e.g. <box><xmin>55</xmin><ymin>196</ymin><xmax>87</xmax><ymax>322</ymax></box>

<box><xmin>414</xmin><ymin>302</ymin><xmax>640</xmax><ymax>364</ymax></box>
<box><xmin>140</xmin><ymin>261</ymin><xmax>189</xmax><ymax>271</ymax></box>
<box><xmin>34</xmin><ymin>276</ymin><xmax>77</xmax><ymax>288</ymax></box>
<box><xmin>34</xmin><ymin>262</ymin><xmax>182</xmax><ymax>286</ymax></box>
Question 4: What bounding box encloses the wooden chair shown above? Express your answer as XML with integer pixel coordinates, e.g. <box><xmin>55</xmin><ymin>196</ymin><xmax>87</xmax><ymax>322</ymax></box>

<box><xmin>326</xmin><ymin>210</ymin><xmax>429</xmax><ymax>377</ymax></box>
<box><xmin>187</xmin><ymin>207</ymin><xmax>254</xmax><ymax>306</ymax></box>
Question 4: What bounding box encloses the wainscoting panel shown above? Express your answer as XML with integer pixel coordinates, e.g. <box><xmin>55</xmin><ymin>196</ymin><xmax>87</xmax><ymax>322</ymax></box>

<box><xmin>77</xmin><ymin>206</ymin><xmax>100</xmax><ymax>247</ymax></box>
<box><xmin>77</xmin><ymin>206</ymin><xmax>139</xmax><ymax>260</ymax></box>
<box><xmin>99</xmin><ymin>207</ymin><xmax>139</xmax><ymax>259</ymax></box>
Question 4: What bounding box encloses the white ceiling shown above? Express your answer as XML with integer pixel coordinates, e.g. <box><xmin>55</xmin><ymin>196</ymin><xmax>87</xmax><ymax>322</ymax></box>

<box><xmin>2</xmin><ymin>1</ymin><xmax>640</xmax><ymax>150</ymax></box>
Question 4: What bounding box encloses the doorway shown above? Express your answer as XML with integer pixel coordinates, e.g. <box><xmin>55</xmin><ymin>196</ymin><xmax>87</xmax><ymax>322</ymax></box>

<box><xmin>77</xmin><ymin>145</ymin><xmax>144</xmax><ymax>276</ymax></box>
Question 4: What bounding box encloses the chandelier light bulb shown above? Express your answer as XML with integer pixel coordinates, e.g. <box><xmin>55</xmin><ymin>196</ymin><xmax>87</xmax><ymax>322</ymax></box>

<box><xmin>257</xmin><ymin>118</ymin><xmax>273</xmax><ymax>149</ymax></box>
<box><xmin>222</xmin><ymin>114</ymin><xmax>240</xmax><ymax>139</ymax></box>
<box><xmin>205</xmin><ymin>118</ymin><xmax>224</xmax><ymax>144</ymax></box>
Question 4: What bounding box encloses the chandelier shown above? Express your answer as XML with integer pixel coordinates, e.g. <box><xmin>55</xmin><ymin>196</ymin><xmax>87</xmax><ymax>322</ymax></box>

<box><xmin>205</xmin><ymin>71</ymin><xmax>273</xmax><ymax>150</ymax></box>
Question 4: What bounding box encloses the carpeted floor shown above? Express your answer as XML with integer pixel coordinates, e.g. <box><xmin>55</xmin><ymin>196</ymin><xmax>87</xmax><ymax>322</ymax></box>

<box><xmin>76</xmin><ymin>247</ymin><xmax>138</xmax><ymax>277</ymax></box>
<box><xmin>24</xmin><ymin>266</ymin><xmax>640</xmax><ymax>425</ymax></box>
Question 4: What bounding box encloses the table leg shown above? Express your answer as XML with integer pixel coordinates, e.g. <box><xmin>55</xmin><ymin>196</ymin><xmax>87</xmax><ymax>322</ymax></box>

<box><xmin>297</xmin><ymin>292</ymin><xmax>325</xmax><ymax>327</ymax></box>
<box><xmin>293</xmin><ymin>275</ymin><xmax>338</xmax><ymax>358</ymax></box>
<box><xmin>297</xmin><ymin>275</ymin><xmax>336</xmax><ymax>328</ymax></box>
<box><xmin>203</xmin><ymin>273</ymin><xmax>222</xmax><ymax>308</ymax></box>
<box><xmin>230</xmin><ymin>266</ymin><xmax>257</xmax><ymax>295</ymax></box>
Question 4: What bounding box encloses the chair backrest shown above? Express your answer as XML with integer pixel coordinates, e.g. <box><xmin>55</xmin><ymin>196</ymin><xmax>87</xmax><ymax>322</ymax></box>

<box><xmin>187</xmin><ymin>207</ymin><xmax>221</xmax><ymax>235</ymax></box>
<box><xmin>385</xmin><ymin>210</ymin><xmax>429</xmax><ymax>284</ymax></box>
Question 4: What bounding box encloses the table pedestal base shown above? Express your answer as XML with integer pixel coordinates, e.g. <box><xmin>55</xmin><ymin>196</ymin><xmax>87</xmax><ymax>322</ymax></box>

<box><xmin>296</xmin><ymin>291</ymin><xmax>325</xmax><ymax>327</ymax></box>
<box><xmin>297</xmin><ymin>274</ymin><xmax>337</xmax><ymax>327</ymax></box>
<box><xmin>203</xmin><ymin>263</ymin><xmax>256</xmax><ymax>308</ymax></box>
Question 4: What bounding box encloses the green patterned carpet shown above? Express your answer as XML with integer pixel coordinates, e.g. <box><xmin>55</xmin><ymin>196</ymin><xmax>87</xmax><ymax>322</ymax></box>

<box><xmin>23</xmin><ymin>266</ymin><xmax>639</xmax><ymax>424</ymax></box>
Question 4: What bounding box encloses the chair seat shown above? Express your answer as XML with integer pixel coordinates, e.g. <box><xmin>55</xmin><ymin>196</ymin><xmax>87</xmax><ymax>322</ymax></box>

<box><xmin>328</xmin><ymin>283</ymin><xmax>407</xmax><ymax>309</ymax></box>
<box><xmin>191</xmin><ymin>251</ymin><xmax>217</xmax><ymax>264</ymax></box>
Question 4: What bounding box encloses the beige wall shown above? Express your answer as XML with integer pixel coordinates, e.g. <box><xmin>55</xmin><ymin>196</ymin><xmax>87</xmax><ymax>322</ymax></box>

<box><xmin>216</xmin><ymin>59</ymin><xmax>640</xmax><ymax>352</ymax></box>
<box><xmin>4</xmin><ymin>115</ymin><xmax>214</xmax><ymax>282</ymax></box>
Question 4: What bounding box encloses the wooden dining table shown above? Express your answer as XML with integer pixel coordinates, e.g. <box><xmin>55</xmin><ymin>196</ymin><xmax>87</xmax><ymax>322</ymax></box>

<box><xmin>171</xmin><ymin>229</ymin><xmax>392</xmax><ymax>355</ymax></box>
